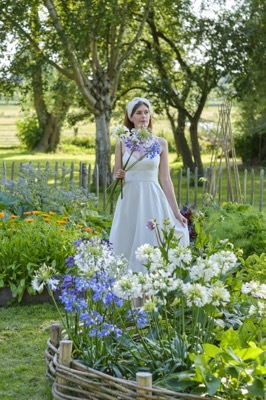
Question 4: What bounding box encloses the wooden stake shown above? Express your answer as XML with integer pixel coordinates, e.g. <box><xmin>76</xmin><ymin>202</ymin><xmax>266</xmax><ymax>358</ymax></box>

<box><xmin>136</xmin><ymin>372</ymin><xmax>152</xmax><ymax>399</ymax></box>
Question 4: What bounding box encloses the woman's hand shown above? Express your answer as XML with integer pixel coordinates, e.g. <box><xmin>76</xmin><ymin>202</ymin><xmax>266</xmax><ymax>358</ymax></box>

<box><xmin>175</xmin><ymin>212</ymin><xmax>188</xmax><ymax>227</ymax></box>
<box><xmin>114</xmin><ymin>169</ymin><xmax>126</xmax><ymax>179</ymax></box>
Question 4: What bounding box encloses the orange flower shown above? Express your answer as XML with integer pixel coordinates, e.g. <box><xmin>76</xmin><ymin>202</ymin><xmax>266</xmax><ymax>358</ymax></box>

<box><xmin>10</xmin><ymin>215</ymin><xmax>18</xmax><ymax>219</ymax></box>
<box><xmin>85</xmin><ymin>227</ymin><xmax>92</xmax><ymax>233</ymax></box>
<box><xmin>23</xmin><ymin>211</ymin><xmax>32</xmax><ymax>215</ymax></box>
<box><xmin>0</xmin><ymin>212</ymin><xmax>4</xmax><ymax>218</ymax></box>
<box><xmin>60</xmin><ymin>228</ymin><xmax>65</xmax><ymax>232</ymax></box>
<box><xmin>26</xmin><ymin>218</ymin><xmax>34</xmax><ymax>223</ymax></box>
<box><xmin>32</xmin><ymin>211</ymin><xmax>41</xmax><ymax>215</ymax></box>
<box><xmin>49</xmin><ymin>211</ymin><xmax>56</xmax><ymax>215</ymax></box>
<box><xmin>77</xmin><ymin>224</ymin><xmax>83</xmax><ymax>229</ymax></box>
<box><xmin>44</xmin><ymin>218</ymin><xmax>50</xmax><ymax>222</ymax></box>
<box><xmin>57</xmin><ymin>220</ymin><xmax>67</xmax><ymax>225</ymax></box>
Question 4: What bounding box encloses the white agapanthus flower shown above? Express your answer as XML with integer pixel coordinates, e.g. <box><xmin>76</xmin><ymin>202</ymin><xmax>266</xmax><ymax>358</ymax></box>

<box><xmin>258</xmin><ymin>301</ymin><xmax>266</xmax><ymax>317</ymax></box>
<box><xmin>242</xmin><ymin>281</ymin><xmax>266</xmax><ymax>299</ymax></box>
<box><xmin>32</xmin><ymin>263</ymin><xmax>59</xmax><ymax>293</ymax></box>
<box><xmin>168</xmin><ymin>246</ymin><xmax>192</xmax><ymax>269</ymax></box>
<box><xmin>189</xmin><ymin>257</ymin><xmax>220</xmax><ymax>282</ymax></box>
<box><xmin>113</xmin><ymin>273</ymin><xmax>143</xmax><ymax>299</ymax></box>
<box><xmin>208</xmin><ymin>251</ymin><xmax>238</xmax><ymax>274</ymax></box>
<box><xmin>182</xmin><ymin>282</ymin><xmax>210</xmax><ymax>307</ymax></box>
<box><xmin>135</xmin><ymin>244</ymin><xmax>161</xmax><ymax>264</ymax></box>
<box><xmin>208</xmin><ymin>281</ymin><xmax>230</xmax><ymax>307</ymax></box>
<box><xmin>74</xmin><ymin>239</ymin><xmax>128</xmax><ymax>278</ymax></box>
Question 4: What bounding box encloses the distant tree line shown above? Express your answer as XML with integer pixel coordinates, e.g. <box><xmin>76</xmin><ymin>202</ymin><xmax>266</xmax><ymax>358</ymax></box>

<box><xmin>0</xmin><ymin>0</ymin><xmax>265</xmax><ymax>183</ymax></box>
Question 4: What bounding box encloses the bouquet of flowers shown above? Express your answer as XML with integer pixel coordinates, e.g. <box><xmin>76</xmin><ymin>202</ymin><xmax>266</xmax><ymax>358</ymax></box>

<box><xmin>105</xmin><ymin>125</ymin><xmax>161</xmax><ymax>209</ymax></box>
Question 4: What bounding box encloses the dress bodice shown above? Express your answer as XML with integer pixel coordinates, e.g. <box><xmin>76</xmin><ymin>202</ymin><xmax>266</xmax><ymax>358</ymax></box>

<box><xmin>123</xmin><ymin>152</ymin><xmax>160</xmax><ymax>183</ymax></box>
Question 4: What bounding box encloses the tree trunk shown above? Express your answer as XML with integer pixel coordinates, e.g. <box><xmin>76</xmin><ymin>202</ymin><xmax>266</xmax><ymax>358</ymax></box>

<box><xmin>34</xmin><ymin>114</ymin><xmax>62</xmax><ymax>152</ymax></box>
<box><xmin>189</xmin><ymin>119</ymin><xmax>204</xmax><ymax>176</ymax></box>
<box><xmin>167</xmin><ymin>107</ymin><xmax>195</xmax><ymax>171</ymax></box>
<box><xmin>94</xmin><ymin>112</ymin><xmax>111</xmax><ymax>186</ymax></box>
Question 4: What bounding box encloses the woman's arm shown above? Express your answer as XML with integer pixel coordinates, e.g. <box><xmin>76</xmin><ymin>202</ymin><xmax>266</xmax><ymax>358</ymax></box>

<box><xmin>158</xmin><ymin>137</ymin><xmax>187</xmax><ymax>226</ymax></box>
<box><xmin>113</xmin><ymin>141</ymin><xmax>126</xmax><ymax>179</ymax></box>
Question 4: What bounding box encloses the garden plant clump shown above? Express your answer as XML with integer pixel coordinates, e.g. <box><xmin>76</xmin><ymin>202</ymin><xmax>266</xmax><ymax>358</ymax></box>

<box><xmin>34</xmin><ymin>220</ymin><xmax>266</xmax><ymax>399</ymax></box>
<box><xmin>0</xmin><ymin>165</ymin><xmax>112</xmax><ymax>302</ymax></box>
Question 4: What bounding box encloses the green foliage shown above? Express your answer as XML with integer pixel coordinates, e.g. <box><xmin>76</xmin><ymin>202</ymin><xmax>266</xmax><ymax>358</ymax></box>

<box><xmin>62</xmin><ymin>135</ymin><xmax>95</xmax><ymax>150</ymax></box>
<box><xmin>16</xmin><ymin>114</ymin><xmax>42</xmax><ymax>150</ymax></box>
<box><xmin>36</xmin><ymin>220</ymin><xmax>266</xmax><ymax>398</ymax></box>
<box><xmin>201</xmin><ymin>202</ymin><xmax>266</xmax><ymax>257</ymax></box>
<box><xmin>235</xmin><ymin>131</ymin><xmax>266</xmax><ymax>165</ymax></box>
<box><xmin>0</xmin><ymin>215</ymin><xmax>78</xmax><ymax>300</ymax></box>
<box><xmin>0</xmin><ymin>163</ymin><xmax>96</xmax><ymax>216</ymax></box>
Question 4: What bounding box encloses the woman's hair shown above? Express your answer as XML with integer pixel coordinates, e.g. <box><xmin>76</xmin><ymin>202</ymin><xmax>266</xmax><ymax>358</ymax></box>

<box><xmin>124</xmin><ymin>99</ymin><xmax>153</xmax><ymax>130</ymax></box>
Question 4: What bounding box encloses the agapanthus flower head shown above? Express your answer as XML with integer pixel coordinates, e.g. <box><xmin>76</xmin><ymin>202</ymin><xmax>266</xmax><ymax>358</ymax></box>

<box><xmin>32</xmin><ymin>263</ymin><xmax>59</xmax><ymax>292</ymax></box>
<box><xmin>111</xmin><ymin>124</ymin><xmax>130</xmax><ymax>140</ymax></box>
<box><xmin>126</xmin><ymin>309</ymin><xmax>147</xmax><ymax>328</ymax></box>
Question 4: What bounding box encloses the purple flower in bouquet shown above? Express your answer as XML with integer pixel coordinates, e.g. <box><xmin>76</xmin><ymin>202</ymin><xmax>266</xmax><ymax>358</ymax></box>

<box><xmin>105</xmin><ymin>125</ymin><xmax>161</xmax><ymax>209</ymax></box>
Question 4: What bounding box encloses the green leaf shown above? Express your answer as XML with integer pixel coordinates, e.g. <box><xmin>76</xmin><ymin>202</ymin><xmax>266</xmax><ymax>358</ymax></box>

<box><xmin>202</xmin><ymin>343</ymin><xmax>221</xmax><ymax>358</ymax></box>
<box><xmin>247</xmin><ymin>378</ymin><xmax>265</xmax><ymax>397</ymax></box>
<box><xmin>205</xmin><ymin>374</ymin><xmax>221</xmax><ymax>396</ymax></box>
<box><xmin>237</xmin><ymin>347</ymin><xmax>264</xmax><ymax>361</ymax></box>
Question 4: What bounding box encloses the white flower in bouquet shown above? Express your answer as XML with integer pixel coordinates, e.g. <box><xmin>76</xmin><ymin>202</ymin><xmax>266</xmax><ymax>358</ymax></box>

<box><xmin>111</xmin><ymin>124</ymin><xmax>130</xmax><ymax>140</ymax></box>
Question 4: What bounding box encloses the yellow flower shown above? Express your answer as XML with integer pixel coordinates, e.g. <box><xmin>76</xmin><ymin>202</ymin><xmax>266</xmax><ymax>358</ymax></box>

<box><xmin>62</xmin><ymin>216</ymin><xmax>69</xmax><ymax>220</ymax></box>
<box><xmin>94</xmin><ymin>230</ymin><xmax>99</xmax><ymax>235</ymax></box>
<box><xmin>10</xmin><ymin>215</ymin><xmax>18</xmax><ymax>219</ymax></box>
<box><xmin>49</xmin><ymin>211</ymin><xmax>56</xmax><ymax>215</ymax></box>
<box><xmin>77</xmin><ymin>224</ymin><xmax>83</xmax><ymax>229</ymax></box>
<box><xmin>44</xmin><ymin>218</ymin><xmax>50</xmax><ymax>222</ymax></box>
<box><xmin>60</xmin><ymin>228</ymin><xmax>65</xmax><ymax>232</ymax></box>
<box><xmin>23</xmin><ymin>211</ymin><xmax>32</xmax><ymax>215</ymax></box>
<box><xmin>41</xmin><ymin>213</ymin><xmax>49</xmax><ymax>217</ymax></box>
<box><xmin>32</xmin><ymin>211</ymin><xmax>41</xmax><ymax>215</ymax></box>
<box><xmin>0</xmin><ymin>212</ymin><xmax>4</xmax><ymax>218</ymax></box>
<box><xmin>26</xmin><ymin>218</ymin><xmax>34</xmax><ymax>223</ymax></box>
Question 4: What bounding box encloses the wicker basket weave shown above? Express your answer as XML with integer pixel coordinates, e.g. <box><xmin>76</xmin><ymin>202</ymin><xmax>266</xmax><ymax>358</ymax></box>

<box><xmin>46</xmin><ymin>324</ymin><xmax>223</xmax><ymax>400</ymax></box>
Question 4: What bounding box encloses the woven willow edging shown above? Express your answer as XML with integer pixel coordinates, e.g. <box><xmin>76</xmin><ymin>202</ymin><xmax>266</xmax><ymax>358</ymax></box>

<box><xmin>46</xmin><ymin>323</ymin><xmax>223</xmax><ymax>400</ymax></box>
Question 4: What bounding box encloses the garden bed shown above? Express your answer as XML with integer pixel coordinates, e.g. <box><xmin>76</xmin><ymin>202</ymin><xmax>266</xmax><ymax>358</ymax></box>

<box><xmin>0</xmin><ymin>287</ymin><xmax>58</xmax><ymax>307</ymax></box>
<box><xmin>45</xmin><ymin>324</ymin><xmax>222</xmax><ymax>400</ymax></box>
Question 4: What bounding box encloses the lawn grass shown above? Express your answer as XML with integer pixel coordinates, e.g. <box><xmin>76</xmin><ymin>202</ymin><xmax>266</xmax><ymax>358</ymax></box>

<box><xmin>0</xmin><ymin>302</ymin><xmax>60</xmax><ymax>400</ymax></box>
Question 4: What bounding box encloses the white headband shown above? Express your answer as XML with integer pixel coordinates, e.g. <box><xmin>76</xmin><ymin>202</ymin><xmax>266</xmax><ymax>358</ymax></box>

<box><xmin>126</xmin><ymin>97</ymin><xmax>152</xmax><ymax>118</ymax></box>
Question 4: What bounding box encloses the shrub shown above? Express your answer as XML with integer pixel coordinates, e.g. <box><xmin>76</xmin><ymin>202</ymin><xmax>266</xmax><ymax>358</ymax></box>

<box><xmin>16</xmin><ymin>114</ymin><xmax>42</xmax><ymax>149</ymax></box>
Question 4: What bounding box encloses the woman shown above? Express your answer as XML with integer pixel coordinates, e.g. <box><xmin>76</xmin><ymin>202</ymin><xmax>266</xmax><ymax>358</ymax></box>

<box><xmin>109</xmin><ymin>97</ymin><xmax>189</xmax><ymax>273</ymax></box>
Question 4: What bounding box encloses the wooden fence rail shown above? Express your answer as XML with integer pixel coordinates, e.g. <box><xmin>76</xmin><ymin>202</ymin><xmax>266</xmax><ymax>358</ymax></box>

<box><xmin>0</xmin><ymin>161</ymin><xmax>265</xmax><ymax>212</ymax></box>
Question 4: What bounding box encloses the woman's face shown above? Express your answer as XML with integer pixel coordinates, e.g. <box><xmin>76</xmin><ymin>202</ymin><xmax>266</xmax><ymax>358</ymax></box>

<box><xmin>130</xmin><ymin>104</ymin><xmax>150</xmax><ymax>128</ymax></box>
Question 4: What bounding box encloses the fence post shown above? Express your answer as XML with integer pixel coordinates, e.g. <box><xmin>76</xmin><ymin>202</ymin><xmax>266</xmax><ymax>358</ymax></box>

<box><xmin>95</xmin><ymin>164</ymin><xmax>99</xmax><ymax>208</ymax></box>
<box><xmin>136</xmin><ymin>372</ymin><xmax>152</xmax><ymax>400</ymax></box>
<box><xmin>70</xmin><ymin>162</ymin><xmax>74</xmax><ymax>182</ymax></box>
<box><xmin>54</xmin><ymin>162</ymin><xmax>58</xmax><ymax>188</ymax></box>
<box><xmin>177</xmin><ymin>168</ymin><xmax>182</xmax><ymax>206</ymax></box>
<box><xmin>80</xmin><ymin>163</ymin><xmax>87</xmax><ymax>189</ymax></box>
<box><xmin>50</xmin><ymin>323</ymin><xmax>61</xmax><ymax>349</ymax></box>
<box><xmin>11</xmin><ymin>161</ymin><xmax>15</xmax><ymax>181</ymax></box>
<box><xmin>194</xmin><ymin>167</ymin><xmax>198</xmax><ymax>207</ymax></box>
<box><xmin>186</xmin><ymin>168</ymin><xmax>190</xmax><ymax>205</ymax></box>
<box><xmin>250</xmin><ymin>169</ymin><xmax>255</xmax><ymax>206</ymax></box>
<box><xmin>259</xmin><ymin>169</ymin><xmax>264</xmax><ymax>212</ymax></box>
<box><xmin>57</xmin><ymin>340</ymin><xmax>73</xmax><ymax>394</ymax></box>
<box><xmin>87</xmin><ymin>164</ymin><xmax>91</xmax><ymax>194</ymax></box>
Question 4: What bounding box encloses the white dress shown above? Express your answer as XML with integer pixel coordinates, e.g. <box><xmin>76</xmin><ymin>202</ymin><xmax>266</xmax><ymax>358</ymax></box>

<box><xmin>109</xmin><ymin>150</ymin><xmax>190</xmax><ymax>273</ymax></box>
